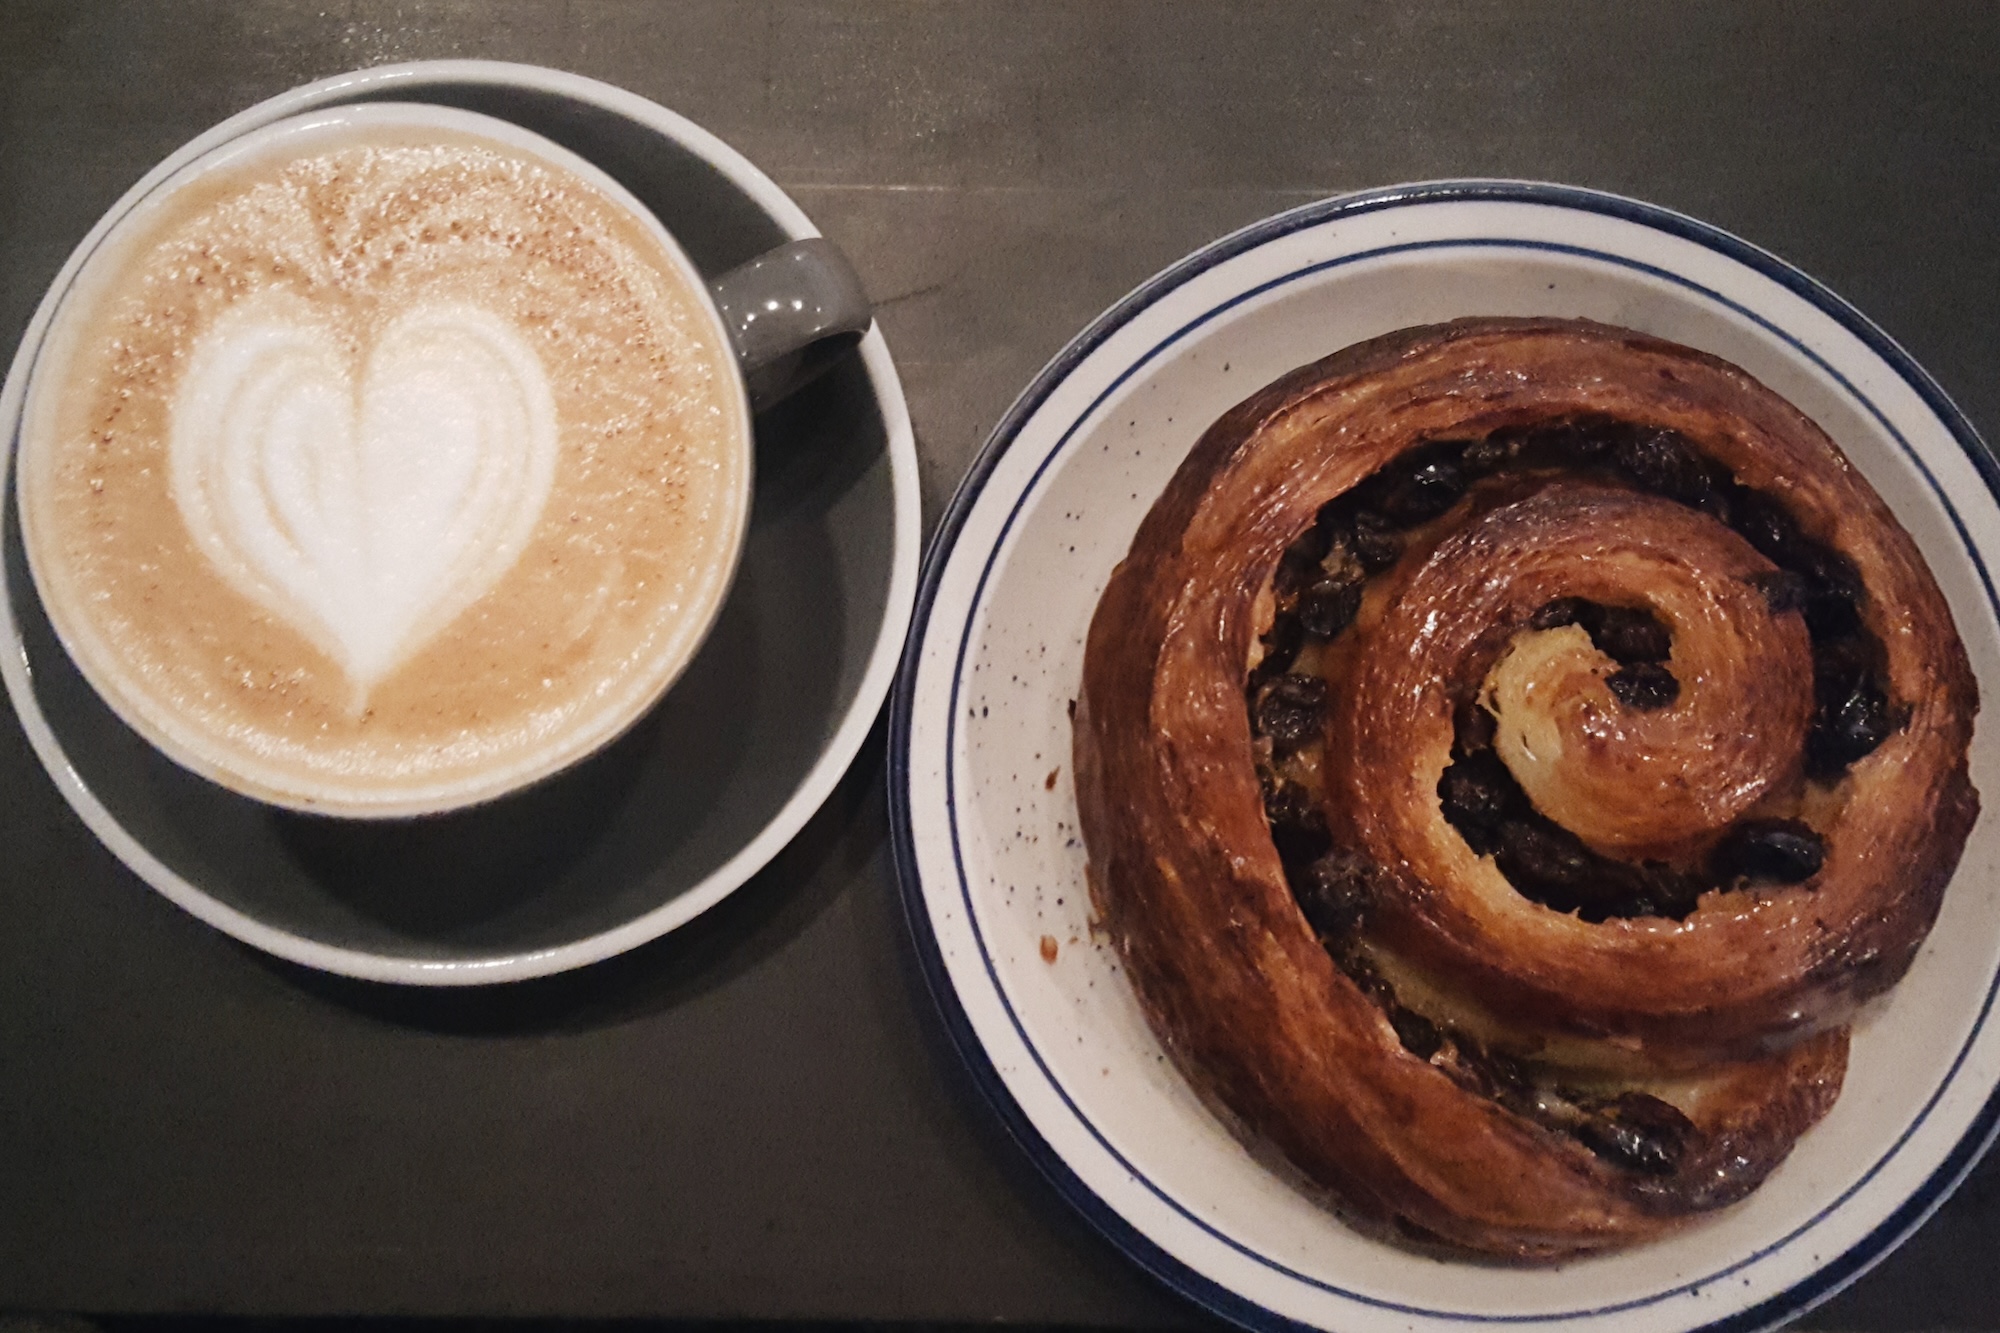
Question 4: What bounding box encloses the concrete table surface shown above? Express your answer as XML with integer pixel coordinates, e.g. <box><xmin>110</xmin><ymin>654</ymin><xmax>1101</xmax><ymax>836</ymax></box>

<box><xmin>3</xmin><ymin>2</ymin><xmax>1998</xmax><ymax>1328</ymax></box>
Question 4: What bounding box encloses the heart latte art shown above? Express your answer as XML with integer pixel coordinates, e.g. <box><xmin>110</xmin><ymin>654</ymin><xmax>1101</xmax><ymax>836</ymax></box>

<box><xmin>19</xmin><ymin>121</ymin><xmax>749</xmax><ymax>813</ymax></box>
<box><xmin>171</xmin><ymin>297</ymin><xmax>560</xmax><ymax>696</ymax></box>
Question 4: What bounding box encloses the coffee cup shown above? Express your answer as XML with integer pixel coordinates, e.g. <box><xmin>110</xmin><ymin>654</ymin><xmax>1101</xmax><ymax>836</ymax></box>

<box><xmin>16</xmin><ymin>100</ymin><xmax>873</xmax><ymax>819</ymax></box>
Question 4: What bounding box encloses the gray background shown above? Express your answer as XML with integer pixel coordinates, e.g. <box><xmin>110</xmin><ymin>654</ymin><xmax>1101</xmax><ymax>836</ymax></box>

<box><xmin>4</xmin><ymin>2</ymin><xmax>1998</xmax><ymax>1328</ymax></box>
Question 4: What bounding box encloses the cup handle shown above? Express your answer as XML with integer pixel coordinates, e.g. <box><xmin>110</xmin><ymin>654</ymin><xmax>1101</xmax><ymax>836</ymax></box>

<box><xmin>709</xmin><ymin>237</ymin><xmax>873</xmax><ymax>411</ymax></box>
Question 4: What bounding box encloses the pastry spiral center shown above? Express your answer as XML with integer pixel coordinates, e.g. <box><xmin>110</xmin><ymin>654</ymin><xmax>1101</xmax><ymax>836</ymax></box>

<box><xmin>1251</xmin><ymin>419</ymin><xmax>1879</xmax><ymax>929</ymax></box>
<box><xmin>1469</xmin><ymin>509</ymin><xmax>1813</xmax><ymax>860</ymax></box>
<box><xmin>1243</xmin><ymin>421</ymin><xmax>1873</xmax><ymax>1170</ymax></box>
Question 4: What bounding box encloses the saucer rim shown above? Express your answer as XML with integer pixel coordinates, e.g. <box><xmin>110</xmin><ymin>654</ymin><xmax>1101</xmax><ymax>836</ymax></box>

<box><xmin>0</xmin><ymin>59</ymin><xmax>921</xmax><ymax>985</ymax></box>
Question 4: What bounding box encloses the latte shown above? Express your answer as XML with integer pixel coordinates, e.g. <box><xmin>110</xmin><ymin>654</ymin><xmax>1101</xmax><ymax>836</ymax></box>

<box><xmin>18</xmin><ymin>109</ymin><xmax>750</xmax><ymax>814</ymax></box>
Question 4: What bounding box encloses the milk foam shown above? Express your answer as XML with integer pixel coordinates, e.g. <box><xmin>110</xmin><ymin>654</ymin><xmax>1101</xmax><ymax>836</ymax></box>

<box><xmin>170</xmin><ymin>294</ymin><xmax>559</xmax><ymax>696</ymax></box>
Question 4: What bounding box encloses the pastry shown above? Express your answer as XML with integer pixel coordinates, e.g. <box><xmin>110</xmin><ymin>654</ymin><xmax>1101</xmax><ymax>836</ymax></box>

<box><xmin>1072</xmin><ymin>317</ymin><xmax>1979</xmax><ymax>1258</ymax></box>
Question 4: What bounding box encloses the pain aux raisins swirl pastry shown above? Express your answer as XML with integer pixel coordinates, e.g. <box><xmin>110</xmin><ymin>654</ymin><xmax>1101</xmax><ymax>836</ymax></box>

<box><xmin>1072</xmin><ymin>317</ymin><xmax>1979</xmax><ymax>1259</ymax></box>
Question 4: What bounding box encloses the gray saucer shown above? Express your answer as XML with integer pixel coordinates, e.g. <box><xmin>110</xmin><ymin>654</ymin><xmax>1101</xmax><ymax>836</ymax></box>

<box><xmin>0</xmin><ymin>62</ymin><xmax>920</xmax><ymax>984</ymax></box>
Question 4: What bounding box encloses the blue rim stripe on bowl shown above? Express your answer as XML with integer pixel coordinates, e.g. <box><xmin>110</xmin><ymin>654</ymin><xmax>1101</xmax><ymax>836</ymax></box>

<box><xmin>890</xmin><ymin>180</ymin><xmax>2000</xmax><ymax>1333</ymax></box>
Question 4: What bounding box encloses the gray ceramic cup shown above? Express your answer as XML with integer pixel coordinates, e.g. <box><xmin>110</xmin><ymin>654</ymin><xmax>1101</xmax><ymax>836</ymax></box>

<box><xmin>714</xmin><ymin>235</ymin><xmax>875</xmax><ymax>409</ymax></box>
<box><xmin>0</xmin><ymin>61</ymin><xmax>921</xmax><ymax>983</ymax></box>
<box><xmin>22</xmin><ymin>98</ymin><xmax>873</xmax><ymax>818</ymax></box>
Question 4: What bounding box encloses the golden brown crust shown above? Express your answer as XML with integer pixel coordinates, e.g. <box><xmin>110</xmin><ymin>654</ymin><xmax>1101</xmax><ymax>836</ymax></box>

<box><xmin>1072</xmin><ymin>317</ymin><xmax>1978</xmax><ymax>1258</ymax></box>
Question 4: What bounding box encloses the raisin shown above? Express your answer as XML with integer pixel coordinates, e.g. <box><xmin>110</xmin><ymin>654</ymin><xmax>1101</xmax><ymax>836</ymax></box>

<box><xmin>1633</xmin><ymin>862</ymin><xmax>1704</xmax><ymax>918</ymax></box>
<box><xmin>1459</xmin><ymin>1040</ymin><xmax>1535</xmax><ymax>1111</ymax></box>
<box><xmin>1487</xmin><ymin>817</ymin><xmax>1704</xmax><ymax>921</ymax></box>
<box><xmin>1529</xmin><ymin>419</ymin><xmax>1615</xmax><ymax>465</ymax></box>
<box><xmin>1349</xmin><ymin>512</ymin><xmax>1403</xmax><ymax>572</ymax></box>
<box><xmin>1529</xmin><ymin>598</ymin><xmax>1671</xmax><ymax>664</ymax></box>
<box><xmin>1730</xmin><ymin>490</ymin><xmax>1808</xmax><ymax>567</ymax></box>
<box><xmin>1802</xmin><ymin>578</ymin><xmax>1863</xmax><ymax>638</ymax></box>
<box><xmin>1297</xmin><ymin>577</ymin><xmax>1363</xmax><ymax>640</ymax></box>
<box><xmin>1574</xmin><ymin>1092</ymin><xmax>1694</xmax><ymax>1175</ymax></box>
<box><xmin>1576</xmin><ymin>859</ymin><xmax>1703</xmax><ymax>923</ymax></box>
<box><xmin>1832</xmin><ymin>680</ymin><xmax>1894</xmax><ymax>755</ymax></box>
<box><xmin>1614</xmin><ymin>428</ymin><xmax>1716</xmax><ymax>507</ymax></box>
<box><xmin>1732</xmin><ymin>493</ymin><xmax>1866</xmax><ymax>633</ymax></box>
<box><xmin>1797</xmin><ymin>543</ymin><xmax>1864</xmax><ymax>600</ymax></box>
<box><xmin>1809</xmin><ymin>678</ymin><xmax>1895</xmax><ymax>774</ymax></box>
<box><xmin>1255</xmin><ymin>674</ymin><xmax>1326</xmax><ymax>751</ymax></box>
<box><xmin>1812</xmin><ymin>635</ymin><xmax>1874</xmax><ymax>702</ymax></box>
<box><xmin>1710</xmin><ymin>818</ymin><xmax>1826</xmax><ymax>884</ymax></box>
<box><xmin>1272</xmin><ymin>826</ymin><xmax>1332</xmax><ymax>877</ymax></box>
<box><xmin>1495</xmin><ymin>818</ymin><xmax>1599</xmax><ymax>902</ymax></box>
<box><xmin>1529</xmin><ymin>597</ymin><xmax>1590</xmax><ymax>631</ymax></box>
<box><xmin>1593</xmin><ymin>606</ymin><xmax>1672</xmax><ymax>663</ymax></box>
<box><xmin>1768</xmin><ymin>543</ymin><xmax>1866</xmax><ymax>639</ymax></box>
<box><xmin>1250</xmin><ymin>614</ymin><xmax>1303</xmax><ymax>688</ymax></box>
<box><xmin>1460</xmin><ymin>434</ymin><xmax>1515</xmax><ymax>474</ymax></box>
<box><xmin>1296</xmin><ymin>849</ymin><xmax>1376</xmax><ymax>937</ymax></box>
<box><xmin>1265</xmin><ymin>781</ymin><xmax>1331</xmax><ymax>874</ymax></box>
<box><xmin>1338</xmin><ymin>949</ymin><xmax>1398</xmax><ymax>1006</ymax></box>
<box><xmin>1390</xmin><ymin>1006</ymin><xmax>1443</xmax><ymax>1059</ymax></box>
<box><xmin>1374</xmin><ymin>456</ymin><xmax>1467</xmax><ymax>524</ymax></box>
<box><xmin>1606</xmin><ymin>662</ymin><xmax>1680</xmax><ymax>710</ymax></box>
<box><xmin>1747</xmin><ymin>569</ymin><xmax>1812</xmax><ymax>614</ymax></box>
<box><xmin>1262</xmin><ymin>778</ymin><xmax>1320</xmax><ymax>833</ymax></box>
<box><xmin>1438</xmin><ymin>751</ymin><xmax>1517</xmax><ymax>852</ymax></box>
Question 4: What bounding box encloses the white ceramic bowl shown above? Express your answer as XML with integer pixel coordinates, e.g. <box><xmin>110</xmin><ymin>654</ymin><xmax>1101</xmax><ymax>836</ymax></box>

<box><xmin>891</xmin><ymin>181</ymin><xmax>2000</xmax><ymax>1333</ymax></box>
